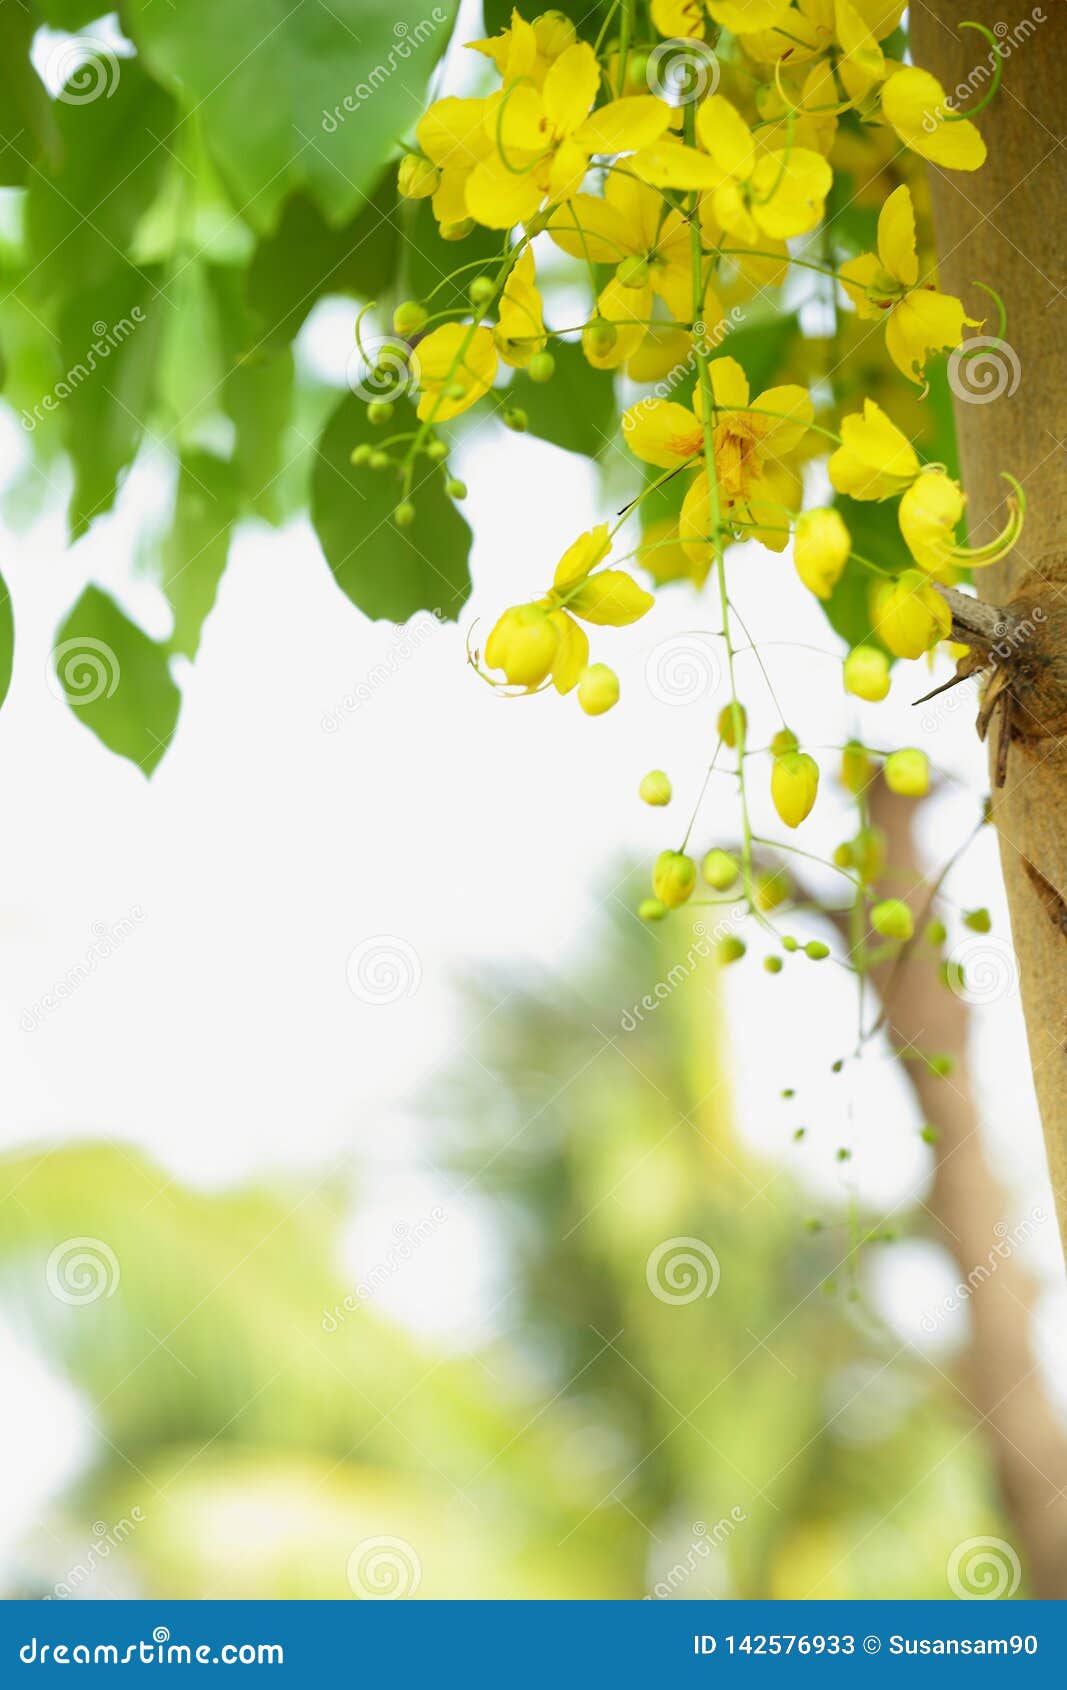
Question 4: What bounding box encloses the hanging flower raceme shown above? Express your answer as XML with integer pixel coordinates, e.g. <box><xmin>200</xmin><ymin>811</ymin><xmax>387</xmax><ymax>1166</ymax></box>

<box><xmin>481</xmin><ymin>525</ymin><xmax>653</xmax><ymax>709</ymax></box>
<box><xmin>840</xmin><ymin>185</ymin><xmax>979</xmax><ymax>383</ymax></box>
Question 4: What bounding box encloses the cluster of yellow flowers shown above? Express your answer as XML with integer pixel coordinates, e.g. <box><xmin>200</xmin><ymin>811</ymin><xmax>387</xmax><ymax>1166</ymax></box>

<box><xmin>370</xmin><ymin>0</ymin><xmax>1018</xmax><ymax>950</ymax></box>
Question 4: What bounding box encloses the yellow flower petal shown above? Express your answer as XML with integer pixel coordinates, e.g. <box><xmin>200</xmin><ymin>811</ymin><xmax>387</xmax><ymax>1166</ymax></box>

<box><xmin>877</xmin><ymin>182</ymin><xmax>918</xmax><ymax>287</ymax></box>
<box><xmin>873</xmin><ymin>570</ymin><xmax>951</xmax><ymax>658</ymax></box>
<box><xmin>621</xmin><ymin>398</ymin><xmax>703</xmax><ymax>467</ymax></box>
<box><xmin>881</xmin><ymin>67</ymin><xmax>987</xmax><ymax>171</ymax></box>
<box><xmin>542</xmin><ymin>40</ymin><xmax>598</xmax><ymax>136</ymax></box>
<box><xmin>707</xmin><ymin>0</ymin><xmax>794</xmax><ymax>33</ymax></box>
<box><xmin>696</xmin><ymin>95</ymin><xmax>756</xmax><ymax>179</ymax></box>
<box><xmin>494</xmin><ymin>248</ymin><xmax>546</xmax><ymax>368</ymax></box>
<box><xmin>652</xmin><ymin>0</ymin><xmax>707</xmax><ymax>39</ymax></box>
<box><xmin>828</xmin><ymin>399</ymin><xmax>920</xmax><ymax>501</ymax></box>
<box><xmin>566</xmin><ymin>570</ymin><xmax>655</xmax><ymax>625</ymax></box>
<box><xmin>574</xmin><ymin>96</ymin><xmax>672</xmax><ymax>156</ymax></box>
<box><xmin>548</xmin><ymin>610</ymin><xmax>589</xmax><ymax>693</ymax></box>
<box><xmin>898</xmin><ymin>469</ymin><xmax>966</xmax><ymax>574</ymax></box>
<box><xmin>465</xmin><ymin>151</ymin><xmax>544</xmax><ymax>228</ymax></box>
<box><xmin>794</xmin><ymin>508</ymin><xmax>850</xmax><ymax>599</ymax></box>
<box><xmin>418</xmin><ymin>97</ymin><xmax>490</xmax><ymax>170</ymax></box>
<box><xmin>553</xmin><ymin>523</ymin><xmax>612</xmax><ymax>588</ymax></box>
<box><xmin>884</xmin><ymin>287</ymin><xmax>977</xmax><ymax>383</ymax></box>
<box><xmin>750</xmin><ymin>148</ymin><xmax>832</xmax><ymax>240</ymax></box>
<box><xmin>547</xmin><ymin>193</ymin><xmax>632</xmax><ymax>262</ymax></box>
<box><xmin>631</xmin><ymin>143</ymin><xmax>723</xmax><ymax>190</ymax></box>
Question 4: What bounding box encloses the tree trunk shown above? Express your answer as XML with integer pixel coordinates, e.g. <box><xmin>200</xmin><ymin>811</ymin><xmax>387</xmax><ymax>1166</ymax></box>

<box><xmin>910</xmin><ymin>2</ymin><xmax>1067</xmax><ymax>1262</ymax></box>
<box><xmin>865</xmin><ymin>779</ymin><xmax>1067</xmax><ymax>1599</ymax></box>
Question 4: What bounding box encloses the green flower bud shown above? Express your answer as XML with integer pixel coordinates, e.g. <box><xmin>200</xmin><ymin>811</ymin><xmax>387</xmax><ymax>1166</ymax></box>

<box><xmin>426</xmin><ymin>439</ymin><xmax>448</xmax><ymax>462</ymax></box>
<box><xmin>638</xmin><ymin>769</ymin><xmax>672</xmax><ymax>806</ymax></box>
<box><xmin>397</xmin><ymin>153</ymin><xmax>439</xmax><ymax>200</ymax></box>
<box><xmin>446</xmin><ymin>478</ymin><xmax>467</xmax><ymax>500</ymax></box>
<box><xmin>652</xmin><ymin>849</ymin><xmax>697</xmax><ymax>909</ymax></box>
<box><xmin>840</xmin><ymin>738</ymin><xmax>873</xmax><ymax>795</ymax></box>
<box><xmin>871</xmin><ymin>898</ymin><xmax>914</xmax><ymax>941</ymax></box>
<box><xmin>963</xmin><ymin>907</ymin><xmax>991</xmax><ymax>933</ymax></box>
<box><xmin>805</xmin><ymin>940</ymin><xmax>830</xmax><ymax>960</ymax></box>
<box><xmin>393</xmin><ymin>501</ymin><xmax>416</xmax><ymax>529</ymax></box>
<box><xmin>925</xmin><ymin>918</ymin><xmax>947</xmax><ymax>946</ymax></box>
<box><xmin>756</xmin><ymin>868</ymin><xmax>790</xmax><ymax>912</ymax></box>
<box><xmin>469</xmin><ymin>275</ymin><xmax>497</xmax><ymax>307</ymax></box>
<box><xmin>718</xmin><ymin>703</ymin><xmax>747</xmax><ymax>748</ymax></box>
<box><xmin>504</xmin><ymin>407</ymin><xmax>528</xmax><ymax>432</ymax></box>
<box><xmin>702</xmin><ymin>848</ymin><xmax>738</xmax><ymax>891</ymax></box>
<box><xmin>368</xmin><ymin>449</ymin><xmax>391</xmax><ymax>470</ymax></box>
<box><xmin>718</xmin><ymin>935</ymin><xmax>746</xmax><ymax>965</ymax></box>
<box><xmin>638</xmin><ymin>897</ymin><xmax>667</xmax><ymax>922</ymax></box>
<box><xmin>582</xmin><ymin>317</ymin><xmax>617</xmax><ymax>360</ymax></box>
<box><xmin>349</xmin><ymin>443</ymin><xmax>372</xmax><ymax>466</ymax></box>
<box><xmin>528</xmin><ymin>351</ymin><xmax>555</xmax><ymax>384</ymax></box>
<box><xmin>367</xmin><ymin>399</ymin><xmax>394</xmax><ymax>426</ymax></box>
<box><xmin>440</xmin><ymin>218</ymin><xmax>475</xmax><ymax>242</ymax></box>
<box><xmin>771</xmin><ymin>751</ymin><xmax>819</xmax><ymax>829</ymax></box>
<box><xmin>771</xmin><ymin>727</ymin><xmax>799</xmax><ymax>756</ymax></box>
<box><xmin>393</xmin><ymin>299</ymin><xmax>429</xmax><ymax>336</ymax></box>
<box><xmin>764</xmin><ymin>954</ymin><xmax>784</xmax><ymax>974</ymax></box>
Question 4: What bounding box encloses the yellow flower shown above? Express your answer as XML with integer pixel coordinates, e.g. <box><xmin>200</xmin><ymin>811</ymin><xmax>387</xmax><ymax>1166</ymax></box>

<box><xmin>415</xmin><ymin>323</ymin><xmax>498</xmax><ymax>420</ymax></box>
<box><xmin>484</xmin><ymin>525</ymin><xmax>654</xmax><ymax>697</ymax></box>
<box><xmin>872</xmin><ymin>570</ymin><xmax>951</xmax><ymax>659</ymax></box>
<box><xmin>467</xmin><ymin>6</ymin><xmax>575</xmax><ymax>86</ymax></box>
<box><xmin>840</xmin><ymin>185</ymin><xmax>979</xmax><ymax>382</ymax></box>
<box><xmin>843</xmin><ymin>645</ymin><xmax>890</xmax><ymax>700</ymax></box>
<box><xmin>637</xmin><ymin>94</ymin><xmax>832</xmax><ymax>243</ymax></box>
<box><xmin>548</xmin><ymin>171</ymin><xmax>704</xmax><ymax>349</ymax></box>
<box><xmin>881</xmin><ymin>66</ymin><xmax>987</xmax><ymax>171</ymax></box>
<box><xmin>794</xmin><ymin>508</ymin><xmax>850</xmax><ymax>598</ymax></box>
<box><xmin>493</xmin><ymin>248</ymin><xmax>546</xmax><ymax>368</ymax></box>
<box><xmin>771</xmin><ymin>751</ymin><xmax>819</xmax><ymax>828</ymax></box>
<box><xmin>899</xmin><ymin>467</ymin><xmax>1023</xmax><ymax>577</ymax></box>
<box><xmin>466</xmin><ymin>41</ymin><xmax>671</xmax><ymax>229</ymax></box>
<box><xmin>635</xmin><ymin>358</ymin><xmax>809</xmax><ymax>558</ymax></box>
<box><xmin>828</xmin><ymin>398</ymin><xmax>919</xmax><ymax>501</ymax></box>
<box><xmin>708</xmin><ymin>0</ymin><xmax>794</xmax><ymax>29</ymax></box>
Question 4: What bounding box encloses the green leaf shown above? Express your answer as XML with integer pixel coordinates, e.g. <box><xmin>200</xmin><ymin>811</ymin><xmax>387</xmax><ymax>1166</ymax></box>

<box><xmin>0</xmin><ymin>565</ymin><xmax>13</xmax><ymax>710</ymax></box>
<box><xmin>155</xmin><ymin>260</ymin><xmax>226</xmax><ymax>446</ymax></box>
<box><xmin>53</xmin><ymin>586</ymin><xmax>180</xmax><ymax>774</ymax></box>
<box><xmin>404</xmin><ymin>198</ymin><xmax>505</xmax><ymax>316</ymax></box>
<box><xmin>55</xmin><ymin>266</ymin><xmax>162</xmax><ymax>537</ymax></box>
<box><xmin>26</xmin><ymin>56</ymin><xmax>176</xmax><ymax>294</ymax></box>
<box><xmin>246</xmin><ymin>179</ymin><xmax>399</xmax><ymax>347</ymax></box>
<box><xmin>312</xmin><ymin>393</ymin><xmax>471</xmax><ymax>623</ymax></box>
<box><xmin>207</xmin><ymin>265</ymin><xmax>296</xmax><ymax>524</ymax></box>
<box><xmin>123</xmin><ymin>0</ymin><xmax>458</xmax><ymax>232</ymax></box>
<box><xmin>511</xmin><ymin>339</ymin><xmax>615</xmax><ymax>458</ymax></box>
<box><xmin>164</xmin><ymin>451</ymin><xmax>239</xmax><ymax>659</ymax></box>
<box><xmin>0</xmin><ymin>0</ymin><xmax>60</xmax><ymax>187</ymax></box>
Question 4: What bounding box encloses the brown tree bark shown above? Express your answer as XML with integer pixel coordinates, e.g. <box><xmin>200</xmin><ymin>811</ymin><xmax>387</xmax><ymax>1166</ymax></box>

<box><xmin>910</xmin><ymin>1</ymin><xmax>1067</xmax><ymax>1261</ymax></box>
<box><xmin>864</xmin><ymin>780</ymin><xmax>1067</xmax><ymax>1598</ymax></box>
